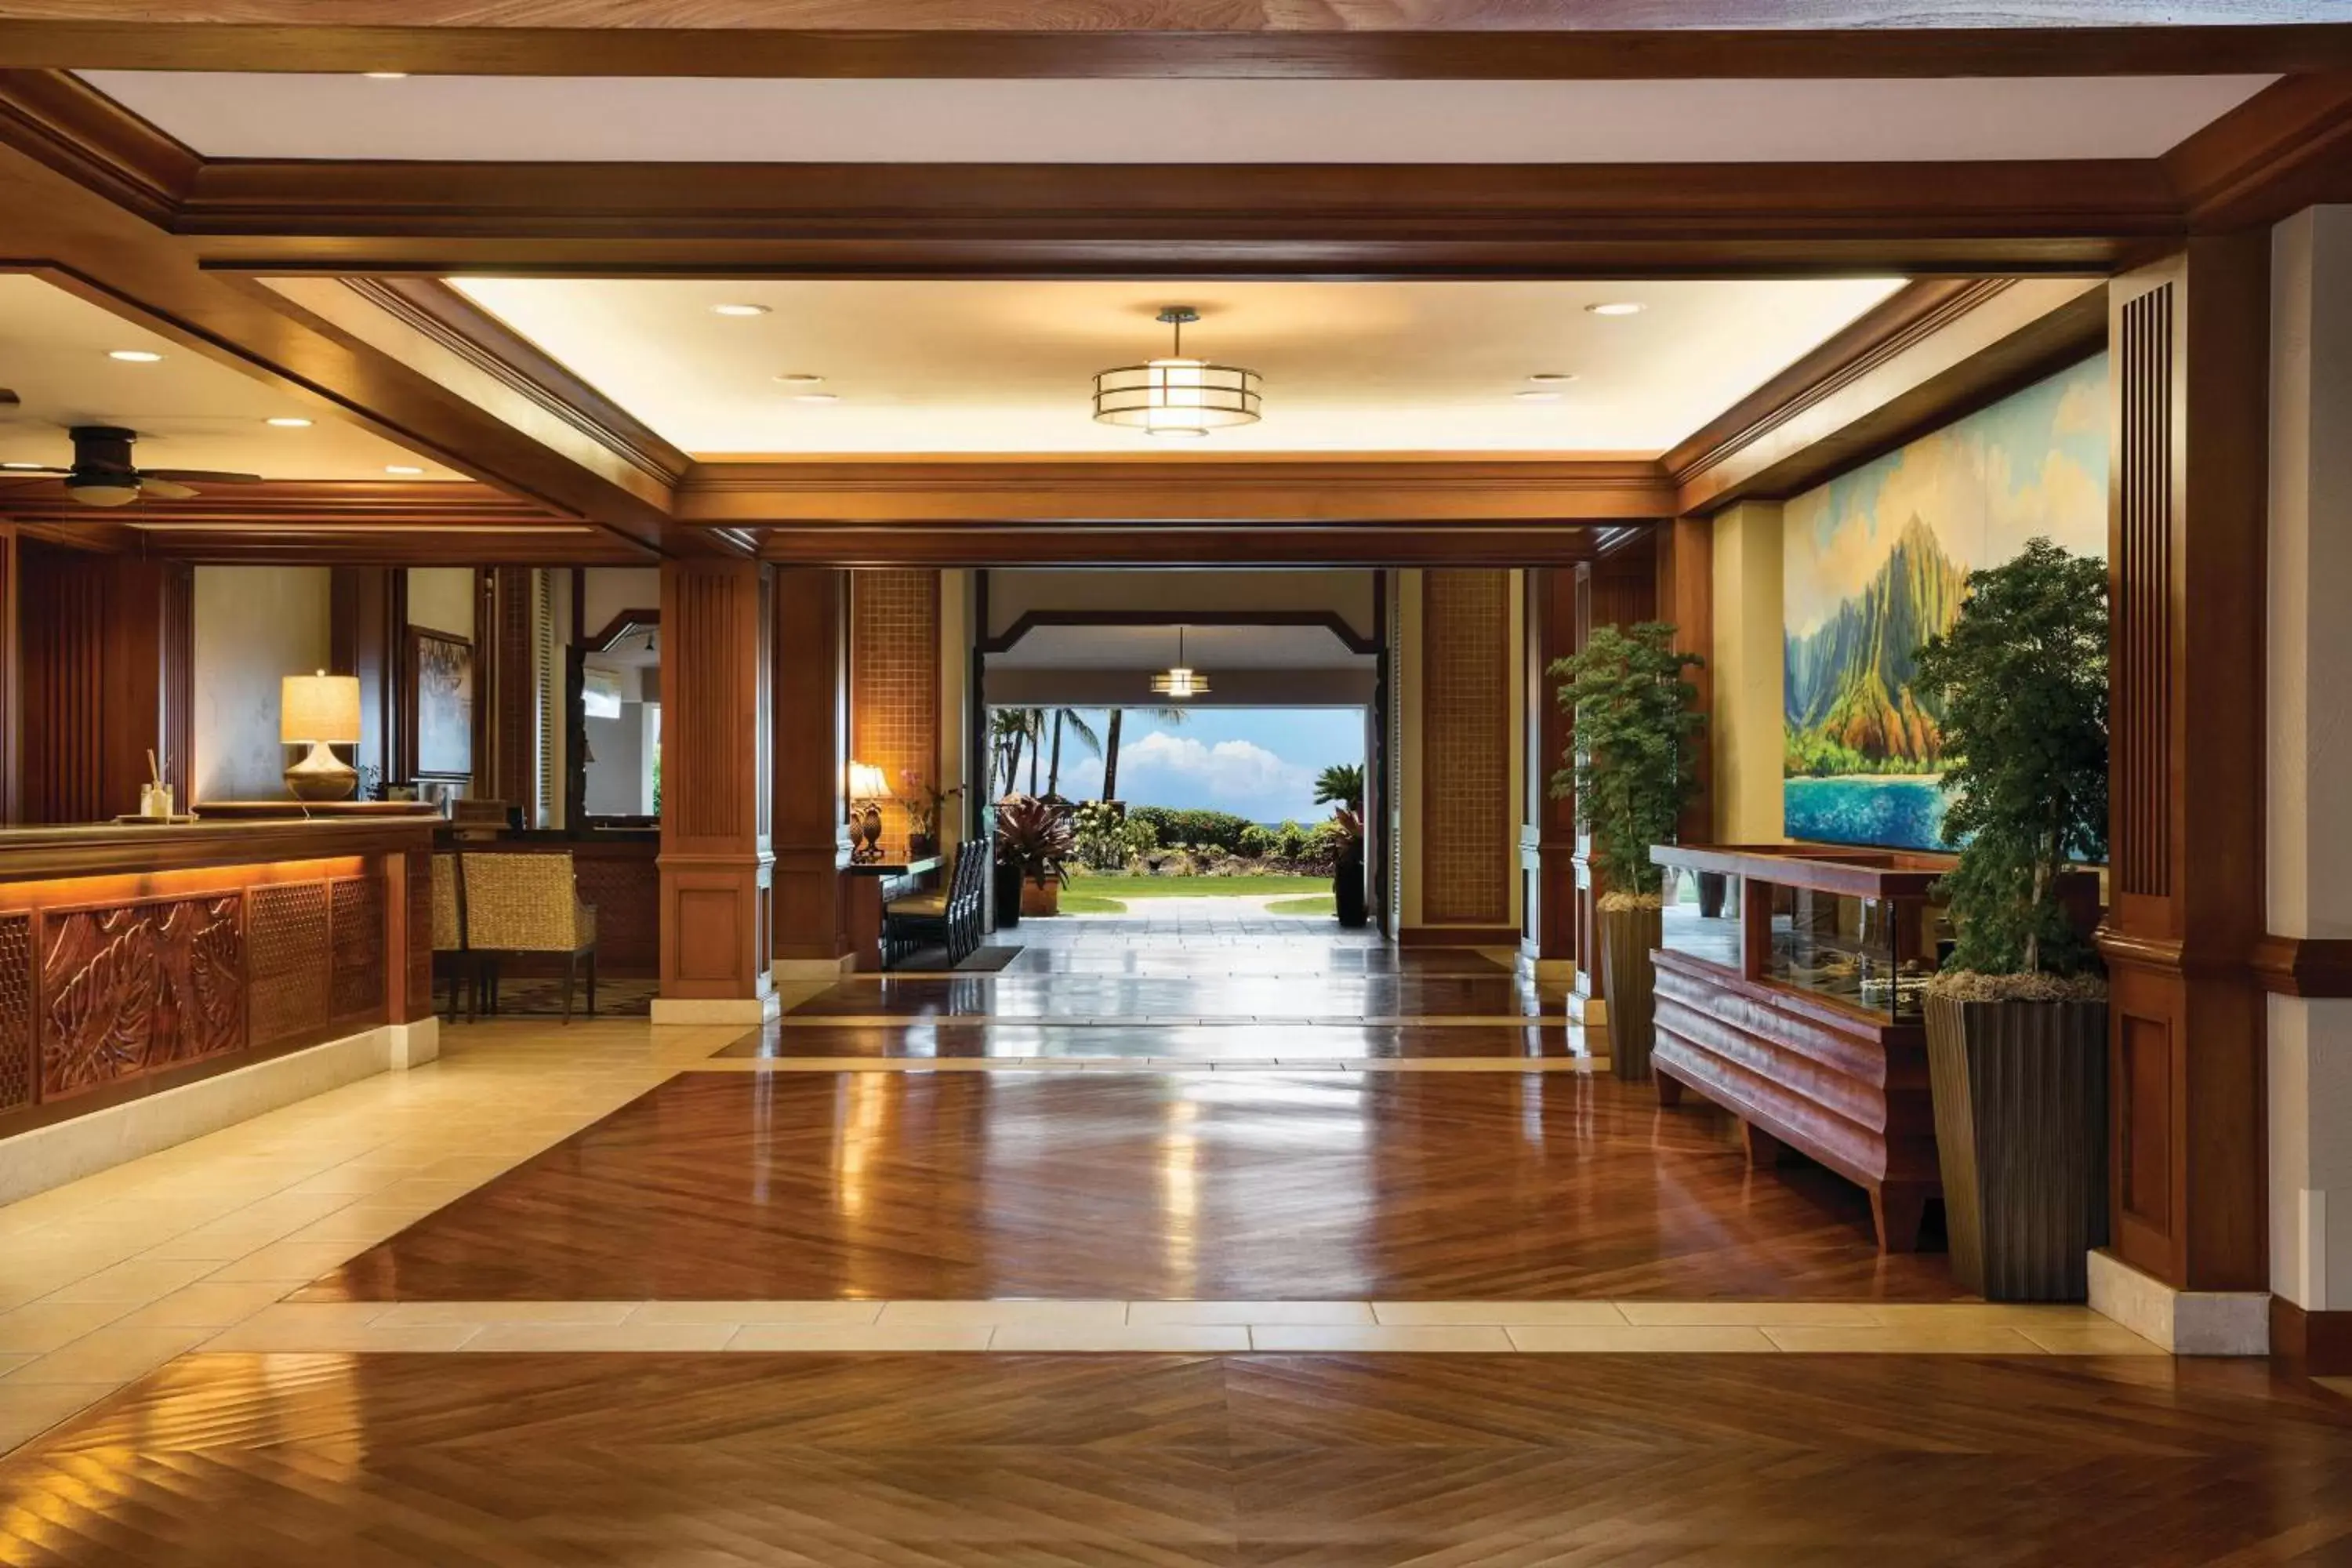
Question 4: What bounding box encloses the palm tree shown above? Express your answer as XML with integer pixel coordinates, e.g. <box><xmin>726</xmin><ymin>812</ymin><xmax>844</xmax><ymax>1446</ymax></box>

<box><xmin>1314</xmin><ymin>762</ymin><xmax>1365</xmax><ymax>812</ymax></box>
<box><xmin>1099</xmin><ymin>706</ymin><xmax>1190</xmax><ymax>803</ymax></box>
<box><xmin>990</xmin><ymin>708</ymin><xmax>1042</xmax><ymax>797</ymax></box>
<box><xmin>1044</xmin><ymin>708</ymin><xmax>1102</xmax><ymax>799</ymax></box>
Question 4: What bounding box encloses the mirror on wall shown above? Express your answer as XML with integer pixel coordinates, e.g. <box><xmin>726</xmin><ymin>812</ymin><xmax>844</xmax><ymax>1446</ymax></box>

<box><xmin>568</xmin><ymin>608</ymin><xmax>660</xmax><ymax>828</ymax></box>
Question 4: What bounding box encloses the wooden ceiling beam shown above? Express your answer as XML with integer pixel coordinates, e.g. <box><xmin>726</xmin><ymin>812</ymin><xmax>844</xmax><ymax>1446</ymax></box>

<box><xmin>0</xmin><ymin>16</ymin><xmax>2346</xmax><ymax>78</ymax></box>
<box><xmin>755</xmin><ymin>521</ymin><xmax>1635</xmax><ymax>568</ymax></box>
<box><xmin>678</xmin><ymin>458</ymin><xmax>1677</xmax><ymax>528</ymax></box>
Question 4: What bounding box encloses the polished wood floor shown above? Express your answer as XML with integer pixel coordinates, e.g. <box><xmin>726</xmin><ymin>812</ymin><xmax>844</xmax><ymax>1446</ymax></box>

<box><xmin>724</xmin><ymin>1020</ymin><xmax>1588</xmax><ymax>1059</ymax></box>
<box><xmin>784</xmin><ymin>971</ymin><xmax>1554</xmax><ymax>1021</ymax></box>
<box><xmin>5</xmin><ymin>1350</ymin><xmax>2348</xmax><ymax>1565</ymax></box>
<box><xmin>296</xmin><ymin>1067</ymin><xmax>1962</xmax><ymax>1302</ymax></box>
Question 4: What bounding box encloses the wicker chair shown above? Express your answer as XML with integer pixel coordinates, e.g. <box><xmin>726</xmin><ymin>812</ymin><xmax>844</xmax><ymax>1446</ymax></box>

<box><xmin>430</xmin><ymin>852</ymin><xmax>484</xmax><ymax>1023</ymax></box>
<box><xmin>459</xmin><ymin>851</ymin><xmax>600</xmax><ymax>1022</ymax></box>
<box><xmin>882</xmin><ymin>841</ymin><xmax>986</xmax><ymax>970</ymax></box>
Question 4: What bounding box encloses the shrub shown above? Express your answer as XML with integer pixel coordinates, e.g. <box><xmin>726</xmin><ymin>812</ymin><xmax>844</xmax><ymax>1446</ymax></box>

<box><xmin>1236</xmin><ymin>824</ymin><xmax>1275</xmax><ymax>858</ymax></box>
<box><xmin>1127</xmin><ymin>806</ymin><xmax>1255</xmax><ymax>855</ymax></box>
<box><xmin>1070</xmin><ymin>800</ymin><xmax>1131</xmax><ymax>872</ymax></box>
<box><xmin>1274</xmin><ymin>818</ymin><xmax>1309</xmax><ymax>860</ymax></box>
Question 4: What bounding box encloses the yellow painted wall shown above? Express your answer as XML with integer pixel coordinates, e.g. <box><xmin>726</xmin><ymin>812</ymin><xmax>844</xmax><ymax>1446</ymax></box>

<box><xmin>1710</xmin><ymin>500</ymin><xmax>1787</xmax><ymax>844</ymax></box>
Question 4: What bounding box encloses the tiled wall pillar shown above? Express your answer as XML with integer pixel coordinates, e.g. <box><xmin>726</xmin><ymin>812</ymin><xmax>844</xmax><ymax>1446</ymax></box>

<box><xmin>850</xmin><ymin>569</ymin><xmax>941</xmax><ymax>856</ymax></box>
<box><xmin>2263</xmin><ymin>205</ymin><xmax>2352</xmax><ymax>1373</ymax></box>
<box><xmin>1410</xmin><ymin>568</ymin><xmax>1518</xmax><ymax>945</ymax></box>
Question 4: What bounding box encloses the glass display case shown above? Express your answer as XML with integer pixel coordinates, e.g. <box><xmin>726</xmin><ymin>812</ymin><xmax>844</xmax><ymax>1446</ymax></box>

<box><xmin>1653</xmin><ymin>844</ymin><xmax>1952</xmax><ymax>1023</ymax></box>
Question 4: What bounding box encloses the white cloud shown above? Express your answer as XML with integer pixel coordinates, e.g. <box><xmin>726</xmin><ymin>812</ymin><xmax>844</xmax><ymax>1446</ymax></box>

<box><xmin>1114</xmin><ymin>731</ymin><xmax>1314</xmax><ymax>811</ymax></box>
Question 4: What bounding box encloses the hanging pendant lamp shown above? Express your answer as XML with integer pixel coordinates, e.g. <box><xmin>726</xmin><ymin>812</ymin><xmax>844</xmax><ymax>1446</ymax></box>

<box><xmin>1151</xmin><ymin>625</ymin><xmax>1211</xmax><ymax>699</ymax></box>
<box><xmin>1093</xmin><ymin>307</ymin><xmax>1262</xmax><ymax>439</ymax></box>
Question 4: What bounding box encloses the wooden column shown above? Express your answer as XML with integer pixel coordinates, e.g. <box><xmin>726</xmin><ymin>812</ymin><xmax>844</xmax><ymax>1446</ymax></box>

<box><xmin>1520</xmin><ymin>565</ymin><xmax>1579</xmax><ymax>971</ymax></box>
<box><xmin>1570</xmin><ymin>533</ymin><xmax>1660</xmax><ymax>1013</ymax></box>
<box><xmin>0</xmin><ymin>525</ymin><xmax>16</xmax><ymax>824</ymax></box>
<box><xmin>772</xmin><ymin>566</ymin><xmax>851</xmax><ymax>967</ymax></box>
<box><xmin>657</xmin><ymin>558</ymin><xmax>775</xmax><ymax>1019</ymax></box>
<box><xmin>17</xmin><ymin>543</ymin><xmax>189</xmax><ymax>824</ymax></box>
<box><xmin>1657</xmin><ymin>515</ymin><xmax>1715</xmax><ymax>845</ymax></box>
<box><xmin>331</xmin><ymin>566</ymin><xmax>397</xmax><ymax>789</ymax></box>
<box><xmin>2100</xmin><ymin>237</ymin><xmax>2270</xmax><ymax>1298</ymax></box>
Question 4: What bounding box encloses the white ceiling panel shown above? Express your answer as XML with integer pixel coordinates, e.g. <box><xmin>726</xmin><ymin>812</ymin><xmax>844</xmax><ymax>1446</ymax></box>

<box><xmin>80</xmin><ymin>72</ymin><xmax>2273</xmax><ymax>163</ymax></box>
<box><xmin>445</xmin><ymin>276</ymin><xmax>1909</xmax><ymax>456</ymax></box>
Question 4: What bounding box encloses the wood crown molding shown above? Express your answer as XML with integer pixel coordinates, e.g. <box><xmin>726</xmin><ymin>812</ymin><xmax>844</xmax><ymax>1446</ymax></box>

<box><xmin>757</xmin><ymin>520</ymin><xmax>1633</xmax><ymax>568</ymax></box>
<box><xmin>338</xmin><ymin>278</ymin><xmax>692</xmax><ymax>488</ymax></box>
<box><xmin>0</xmin><ymin>67</ymin><xmax>194</xmax><ymax>225</ymax></box>
<box><xmin>980</xmin><ymin>608</ymin><xmax>1380</xmax><ymax>657</ymax></box>
<box><xmin>2163</xmin><ymin>69</ymin><xmax>2352</xmax><ymax>230</ymax></box>
<box><xmin>0</xmin><ymin>17</ymin><xmax>2348</xmax><ymax>78</ymax></box>
<box><xmin>2251</xmin><ymin>935</ymin><xmax>2352</xmax><ymax>998</ymax></box>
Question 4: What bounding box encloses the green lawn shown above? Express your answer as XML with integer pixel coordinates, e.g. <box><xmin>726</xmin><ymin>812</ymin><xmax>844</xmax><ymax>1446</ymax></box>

<box><xmin>1051</xmin><ymin>872</ymin><xmax>1333</xmax><ymax>915</ymax></box>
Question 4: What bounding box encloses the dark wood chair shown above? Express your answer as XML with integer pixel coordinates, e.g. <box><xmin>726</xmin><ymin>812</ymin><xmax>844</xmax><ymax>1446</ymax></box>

<box><xmin>883</xmin><ymin>842</ymin><xmax>986</xmax><ymax>969</ymax></box>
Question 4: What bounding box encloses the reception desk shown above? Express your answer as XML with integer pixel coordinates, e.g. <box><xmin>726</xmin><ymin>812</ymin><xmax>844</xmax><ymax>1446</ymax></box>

<box><xmin>0</xmin><ymin>815</ymin><xmax>437</xmax><ymax>1149</ymax></box>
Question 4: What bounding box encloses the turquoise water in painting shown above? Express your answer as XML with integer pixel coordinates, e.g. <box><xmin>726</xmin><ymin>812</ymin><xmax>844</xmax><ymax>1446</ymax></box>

<box><xmin>1784</xmin><ymin>775</ymin><xmax>1950</xmax><ymax>851</ymax></box>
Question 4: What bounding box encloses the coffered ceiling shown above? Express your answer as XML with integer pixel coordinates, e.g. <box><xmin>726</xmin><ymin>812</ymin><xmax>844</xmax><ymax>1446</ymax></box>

<box><xmin>76</xmin><ymin>72</ymin><xmax>2274</xmax><ymax>163</ymax></box>
<box><xmin>444</xmin><ymin>276</ymin><xmax>1907</xmax><ymax>456</ymax></box>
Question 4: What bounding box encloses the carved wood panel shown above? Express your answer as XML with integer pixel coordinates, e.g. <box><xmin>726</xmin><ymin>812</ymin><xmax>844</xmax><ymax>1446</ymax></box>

<box><xmin>248</xmin><ymin>881</ymin><xmax>331</xmax><ymax>1049</ymax></box>
<box><xmin>0</xmin><ymin>913</ymin><xmax>31</xmax><ymax>1112</ymax></box>
<box><xmin>330</xmin><ymin>876</ymin><xmax>385</xmax><ymax>1020</ymax></box>
<box><xmin>40</xmin><ymin>897</ymin><xmax>245</xmax><ymax>1101</ymax></box>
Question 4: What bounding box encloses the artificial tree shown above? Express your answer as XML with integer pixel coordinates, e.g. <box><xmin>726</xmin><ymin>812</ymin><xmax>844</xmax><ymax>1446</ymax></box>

<box><xmin>1909</xmin><ymin>535</ymin><xmax>2110</xmax><ymax>1300</ymax></box>
<box><xmin>1548</xmin><ymin>622</ymin><xmax>1706</xmax><ymax>1079</ymax></box>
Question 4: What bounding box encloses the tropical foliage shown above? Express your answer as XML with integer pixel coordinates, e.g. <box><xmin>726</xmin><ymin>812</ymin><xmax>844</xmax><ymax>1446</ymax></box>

<box><xmin>1126</xmin><ymin>806</ymin><xmax>1257</xmax><ymax>855</ymax></box>
<box><xmin>1070</xmin><ymin>800</ymin><xmax>1157</xmax><ymax>872</ymax></box>
<box><xmin>1548</xmin><ymin>622</ymin><xmax>1706</xmax><ymax>901</ymax></box>
<box><xmin>1313</xmin><ymin>763</ymin><xmax>1365</xmax><ymax>811</ymax></box>
<box><xmin>994</xmin><ymin>794</ymin><xmax>1076</xmax><ymax>886</ymax></box>
<box><xmin>1911</xmin><ymin>538</ymin><xmax>2108</xmax><ymax>982</ymax></box>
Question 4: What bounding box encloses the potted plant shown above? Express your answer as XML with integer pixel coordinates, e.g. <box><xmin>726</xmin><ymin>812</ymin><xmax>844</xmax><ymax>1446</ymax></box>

<box><xmin>900</xmin><ymin>772</ymin><xmax>962</xmax><ymax>862</ymax></box>
<box><xmin>1328</xmin><ymin>805</ymin><xmax>1369</xmax><ymax>927</ymax></box>
<box><xmin>996</xmin><ymin>793</ymin><xmax>1074</xmax><ymax>918</ymax></box>
<box><xmin>1548</xmin><ymin>622</ymin><xmax>1705</xmax><ymax>1080</ymax></box>
<box><xmin>1911</xmin><ymin>537</ymin><xmax>2109</xmax><ymax>1301</ymax></box>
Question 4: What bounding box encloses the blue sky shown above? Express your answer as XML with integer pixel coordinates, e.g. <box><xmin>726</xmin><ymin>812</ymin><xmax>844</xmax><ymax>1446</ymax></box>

<box><xmin>1004</xmin><ymin>706</ymin><xmax>1364</xmax><ymax>823</ymax></box>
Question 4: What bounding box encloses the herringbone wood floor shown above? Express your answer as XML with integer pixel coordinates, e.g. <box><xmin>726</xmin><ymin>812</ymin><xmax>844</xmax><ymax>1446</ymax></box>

<box><xmin>296</xmin><ymin>1069</ymin><xmax>1961</xmax><ymax>1301</ymax></box>
<box><xmin>5</xmin><ymin>1351</ymin><xmax>2349</xmax><ymax>1566</ymax></box>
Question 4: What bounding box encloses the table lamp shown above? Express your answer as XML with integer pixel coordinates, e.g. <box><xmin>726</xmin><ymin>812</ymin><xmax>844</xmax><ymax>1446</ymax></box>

<box><xmin>281</xmin><ymin>670</ymin><xmax>362</xmax><ymax>801</ymax></box>
<box><xmin>848</xmin><ymin>760</ymin><xmax>891</xmax><ymax>862</ymax></box>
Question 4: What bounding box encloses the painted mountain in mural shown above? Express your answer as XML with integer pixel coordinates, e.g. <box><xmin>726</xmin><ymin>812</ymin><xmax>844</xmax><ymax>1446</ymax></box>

<box><xmin>1784</xmin><ymin>513</ymin><xmax>1969</xmax><ymax>774</ymax></box>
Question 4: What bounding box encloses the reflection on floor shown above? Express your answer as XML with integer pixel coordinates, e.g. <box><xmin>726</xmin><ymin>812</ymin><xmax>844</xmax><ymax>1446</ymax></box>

<box><xmin>9</xmin><ymin>1351</ymin><xmax>2349</xmax><ymax>1565</ymax></box>
<box><xmin>2</xmin><ymin>923</ymin><xmax>2339</xmax><ymax>1561</ymax></box>
<box><xmin>293</xmin><ymin>1068</ymin><xmax>1961</xmax><ymax>1303</ymax></box>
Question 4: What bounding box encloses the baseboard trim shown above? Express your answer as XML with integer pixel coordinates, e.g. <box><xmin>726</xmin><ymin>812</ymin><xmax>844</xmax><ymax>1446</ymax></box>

<box><xmin>2271</xmin><ymin>1296</ymin><xmax>2352</xmax><ymax>1375</ymax></box>
<box><xmin>0</xmin><ymin>1022</ymin><xmax>431</xmax><ymax>1207</ymax></box>
<box><xmin>2087</xmin><ymin>1248</ymin><xmax>2269</xmax><ymax>1355</ymax></box>
<box><xmin>1398</xmin><ymin>925</ymin><xmax>1521</xmax><ymax>948</ymax></box>
<box><xmin>772</xmin><ymin>954</ymin><xmax>856</xmax><ymax>980</ymax></box>
<box><xmin>652</xmin><ymin>994</ymin><xmax>782</xmax><ymax>1025</ymax></box>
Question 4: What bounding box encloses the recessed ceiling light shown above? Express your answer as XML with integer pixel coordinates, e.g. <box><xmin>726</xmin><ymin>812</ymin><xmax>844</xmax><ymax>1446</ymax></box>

<box><xmin>1527</xmin><ymin>372</ymin><xmax>1577</xmax><ymax>383</ymax></box>
<box><xmin>775</xmin><ymin>372</ymin><xmax>825</xmax><ymax>384</ymax></box>
<box><xmin>107</xmin><ymin>349</ymin><xmax>163</xmax><ymax>363</ymax></box>
<box><xmin>711</xmin><ymin>303</ymin><xmax>771</xmax><ymax>318</ymax></box>
<box><xmin>1585</xmin><ymin>302</ymin><xmax>1646</xmax><ymax>318</ymax></box>
<box><xmin>361</xmin><ymin>71</ymin><xmax>409</xmax><ymax>79</ymax></box>
<box><xmin>385</xmin><ymin>463</ymin><xmax>426</xmax><ymax>475</ymax></box>
<box><xmin>1514</xmin><ymin>390</ymin><xmax>1563</xmax><ymax>402</ymax></box>
<box><xmin>265</xmin><ymin>416</ymin><xmax>314</xmax><ymax>428</ymax></box>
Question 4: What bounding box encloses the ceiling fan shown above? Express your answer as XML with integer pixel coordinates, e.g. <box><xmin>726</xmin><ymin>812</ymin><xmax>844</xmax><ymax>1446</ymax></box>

<box><xmin>0</xmin><ymin>423</ymin><xmax>263</xmax><ymax>507</ymax></box>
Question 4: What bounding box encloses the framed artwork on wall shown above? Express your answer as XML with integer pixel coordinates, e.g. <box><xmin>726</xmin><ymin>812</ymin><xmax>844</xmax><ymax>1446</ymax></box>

<box><xmin>405</xmin><ymin>627</ymin><xmax>474</xmax><ymax>782</ymax></box>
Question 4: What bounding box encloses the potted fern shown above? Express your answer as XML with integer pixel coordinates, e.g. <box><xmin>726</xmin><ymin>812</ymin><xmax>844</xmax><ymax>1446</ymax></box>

<box><xmin>1911</xmin><ymin>538</ymin><xmax>2108</xmax><ymax>1301</ymax></box>
<box><xmin>1548</xmin><ymin>622</ymin><xmax>1705</xmax><ymax>1080</ymax></box>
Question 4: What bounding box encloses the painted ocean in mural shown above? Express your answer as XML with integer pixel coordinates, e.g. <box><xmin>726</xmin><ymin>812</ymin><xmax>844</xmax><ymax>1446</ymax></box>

<box><xmin>1783</xmin><ymin>354</ymin><xmax>2107</xmax><ymax>850</ymax></box>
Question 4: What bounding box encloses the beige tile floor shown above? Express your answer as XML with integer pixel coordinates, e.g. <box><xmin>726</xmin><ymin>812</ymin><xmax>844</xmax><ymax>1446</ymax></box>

<box><xmin>0</xmin><ymin>1003</ymin><xmax>2202</xmax><ymax>1461</ymax></box>
<box><xmin>180</xmin><ymin>1296</ymin><xmax>2165</xmax><ymax>1356</ymax></box>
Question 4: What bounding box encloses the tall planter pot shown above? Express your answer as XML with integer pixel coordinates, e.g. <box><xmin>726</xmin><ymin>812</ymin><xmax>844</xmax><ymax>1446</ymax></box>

<box><xmin>1598</xmin><ymin>901</ymin><xmax>1664</xmax><ymax>1081</ymax></box>
<box><xmin>1018</xmin><ymin>873</ymin><xmax>1062</xmax><ymax>917</ymax></box>
<box><xmin>1334</xmin><ymin>855</ymin><xmax>1369</xmax><ymax>928</ymax></box>
<box><xmin>992</xmin><ymin>862</ymin><xmax>1022</xmax><ymax>929</ymax></box>
<box><xmin>1923</xmin><ymin>995</ymin><xmax>2109</xmax><ymax>1301</ymax></box>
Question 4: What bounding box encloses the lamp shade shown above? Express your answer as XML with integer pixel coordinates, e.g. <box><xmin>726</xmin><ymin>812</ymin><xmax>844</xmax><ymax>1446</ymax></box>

<box><xmin>848</xmin><ymin>761</ymin><xmax>893</xmax><ymax>800</ymax></box>
<box><xmin>281</xmin><ymin>672</ymin><xmax>361</xmax><ymax>746</ymax></box>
